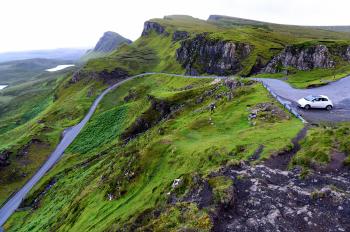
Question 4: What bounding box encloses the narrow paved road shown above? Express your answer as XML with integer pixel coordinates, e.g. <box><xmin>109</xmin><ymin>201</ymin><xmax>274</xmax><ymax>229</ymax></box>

<box><xmin>255</xmin><ymin>76</ymin><xmax>350</xmax><ymax>123</ymax></box>
<box><xmin>0</xmin><ymin>74</ymin><xmax>154</xmax><ymax>226</ymax></box>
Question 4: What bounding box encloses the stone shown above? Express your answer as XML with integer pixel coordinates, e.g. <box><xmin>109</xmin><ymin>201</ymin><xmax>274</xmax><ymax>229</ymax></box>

<box><xmin>267</xmin><ymin>209</ymin><xmax>281</xmax><ymax>225</ymax></box>
<box><xmin>172</xmin><ymin>178</ymin><xmax>183</xmax><ymax>189</ymax></box>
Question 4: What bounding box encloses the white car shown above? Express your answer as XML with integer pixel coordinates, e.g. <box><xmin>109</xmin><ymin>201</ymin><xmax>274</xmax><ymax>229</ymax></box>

<box><xmin>297</xmin><ymin>95</ymin><xmax>333</xmax><ymax>110</ymax></box>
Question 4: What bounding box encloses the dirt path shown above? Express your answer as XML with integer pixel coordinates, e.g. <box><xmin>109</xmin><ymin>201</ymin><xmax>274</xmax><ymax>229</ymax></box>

<box><xmin>264</xmin><ymin>127</ymin><xmax>308</xmax><ymax>170</ymax></box>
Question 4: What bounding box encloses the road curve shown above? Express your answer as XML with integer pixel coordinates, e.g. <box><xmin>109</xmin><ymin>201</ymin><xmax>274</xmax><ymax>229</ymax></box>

<box><xmin>255</xmin><ymin>76</ymin><xmax>350</xmax><ymax>123</ymax></box>
<box><xmin>0</xmin><ymin>74</ymin><xmax>151</xmax><ymax>226</ymax></box>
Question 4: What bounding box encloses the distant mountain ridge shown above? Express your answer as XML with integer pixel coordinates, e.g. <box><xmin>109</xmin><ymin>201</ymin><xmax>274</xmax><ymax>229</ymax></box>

<box><xmin>0</xmin><ymin>48</ymin><xmax>87</xmax><ymax>63</ymax></box>
<box><xmin>0</xmin><ymin>58</ymin><xmax>74</xmax><ymax>85</ymax></box>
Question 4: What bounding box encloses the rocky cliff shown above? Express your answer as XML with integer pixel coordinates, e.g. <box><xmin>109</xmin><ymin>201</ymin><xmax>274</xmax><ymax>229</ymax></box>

<box><xmin>176</xmin><ymin>34</ymin><xmax>252</xmax><ymax>75</ymax></box>
<box><xmin>141</xmin><ymin>21</ymin><xmax>169</xmax><ymax>36</ymax></box>
<box><xmin>262</xmin><ymin>45</ymin><xmax>335</xmax><ymax>73</ymax></box>
<box><xmin>172</xmin><ymin>31</ymin><xmax>190</xmax><ymax>41</ymax></box>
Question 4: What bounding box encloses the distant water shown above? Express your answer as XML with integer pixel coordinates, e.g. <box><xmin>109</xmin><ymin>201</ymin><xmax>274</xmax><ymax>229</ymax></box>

<box><xmin>0</xmin><ymin>85</ymin><xmax>8</xmax><ymax>90</ymax></box>
<box><xmin>46</xmin><ymin>64</ymin><xmax>75</xmax><ymax>72</ymax></box>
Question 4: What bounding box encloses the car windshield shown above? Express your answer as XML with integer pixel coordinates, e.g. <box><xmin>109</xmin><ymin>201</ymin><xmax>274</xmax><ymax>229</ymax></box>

<box><xmin>304</xmin><ymin>96</ymin><xmax>315</xmax><ymax>101</ymax></box>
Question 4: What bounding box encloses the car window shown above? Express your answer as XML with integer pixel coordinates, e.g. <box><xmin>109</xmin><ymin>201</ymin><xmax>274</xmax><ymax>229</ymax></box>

<box><xmin>305</xmin><ymin>96</ymin><xmax>314</xmax><ymax>101</ymax></box>
<box><xmin>322</xmin><ymin>98</ymin><xmax>328</xmax><ymax>101</ymax></box>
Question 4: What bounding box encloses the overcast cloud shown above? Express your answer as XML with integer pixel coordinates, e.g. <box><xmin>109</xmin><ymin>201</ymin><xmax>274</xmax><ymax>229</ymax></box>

<box><xmin>0</xmin><ymin>0</ymin><xmax>349</xmax><ymax>52</ymax></box>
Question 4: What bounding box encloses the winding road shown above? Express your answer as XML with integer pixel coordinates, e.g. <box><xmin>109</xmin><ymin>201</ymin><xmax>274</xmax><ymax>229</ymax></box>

<box><xmin>0</xmin><ymin>73</ymin><xmax>217</xmax><ymax>227</ymax></box>
<box><xmin>256</xmin><ymin>76</ymin><xmax>350</xmax><ymax>123</ymax></box>
<box><xmin>1</xmin><ymin>73</ymin><xmax>350</xmax><ymax>228</ymax></box>
<box><xmin>0</xmin><ymin>74</ymin><xmax>151</xmax><ymax>227</ymax></box>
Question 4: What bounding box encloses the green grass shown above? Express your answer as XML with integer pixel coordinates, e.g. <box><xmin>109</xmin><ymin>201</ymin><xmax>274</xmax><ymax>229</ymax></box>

<box><xmin>5</xmin><ymin>74</ymin><xmax>303</xmax><ymax>231</ymax></box>
<box><xmin>292</xmin><ymin>124</ymin><xmax>350</xmax><ymax>168</ymax></box>
<box><xmin>67</xmin><ymin>105</ymin><xmax>129</xmax><ymax>154</ymax></box>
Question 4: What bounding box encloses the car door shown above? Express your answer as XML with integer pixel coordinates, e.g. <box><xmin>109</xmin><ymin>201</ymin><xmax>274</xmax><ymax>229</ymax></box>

<box><xmin>321</xmin><ymin>98</ymin><xmax>329</xmax><ymax>108</ymax></box>
<box><xmin>311</xmin><ymin>97</ymin><xmax>322</xmax><ymax>108</ymax></box>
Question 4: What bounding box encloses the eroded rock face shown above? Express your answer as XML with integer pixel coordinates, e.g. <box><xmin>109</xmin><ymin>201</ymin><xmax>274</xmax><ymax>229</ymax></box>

<box><xmin>263</xmin><ymin>45</ymin><xmax>335</xmax><ymax>73</ymax></box>
<box><xmin>176</xmin><ymin>34</ymin><xmax>252</xmax><ymax>76</ymax></box>
<box><xmin>141</xmin><ymin>21</ymin><xmax>168</xmax><ymax>36</ymax></box>
<box><xmin>172</xmin><ymin>31</ymin><xmax>189</xmax><ymax>41</ymax></box>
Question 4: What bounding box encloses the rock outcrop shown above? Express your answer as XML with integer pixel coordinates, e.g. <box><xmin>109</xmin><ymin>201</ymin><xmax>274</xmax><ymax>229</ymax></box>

<box><xmin>176</xmin><ymin>34</ymin><xmax>252</xmax><ymax>76</ymax></box>
<box><xmin>142</xmin><ymin>21</ymin><xmax>168</xmax><ymax>36</ymax></box>
<box><xmin>345</xmin><ymin>46</ymin><xmax>350</xmax><ymax>61</ymax></box>
<box><xmin>337</xmin><ymin>45</ymin><xmax>350</xmax><ymax>61</ymax></box>
<box><xmin>71</xmin><ymin>68</ymin><xmax>129</xmax><ymax>84</ymax></box>
<box><xmin>172</xmin><ymin>31</ymin><xmax>189</xmax><ymax>41</ymax></box>
<box><xmin>212</xmin><ymin>163</ymin><xmax>350</xmax><ymax>232</ymax></box>
<box><xmin>263</xmin><ymin>45</ymin><xmax>335</xmax><ymax>73</ymax></box>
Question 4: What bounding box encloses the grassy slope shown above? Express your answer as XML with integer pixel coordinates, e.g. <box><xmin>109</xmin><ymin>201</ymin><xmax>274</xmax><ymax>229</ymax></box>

<box><xmin>0</xmin><ymin>73</ymin><xmax>106</xmax><ymax>204</ymax></box>
<box><xmin>5</xmin><ymin>74</ymin><xmax>302</xmax><ymax>231</ymax></box>
<box><xmin>292</xmin><ymin>124</ymin><xmax>350</xmax><ymax>168</ymax></box>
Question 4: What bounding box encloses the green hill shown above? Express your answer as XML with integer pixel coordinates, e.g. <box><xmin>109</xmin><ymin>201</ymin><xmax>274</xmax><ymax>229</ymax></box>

<box><xmin>2</xmin><ymin>14</ymin><xmax>350</xmax><ymax>231</ymax></box>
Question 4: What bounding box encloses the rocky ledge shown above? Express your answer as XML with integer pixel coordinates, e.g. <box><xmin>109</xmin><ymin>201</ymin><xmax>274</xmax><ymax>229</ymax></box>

<box><xmin>172</xmin><ymin>31</ymin><xmax>190</xmax><ymax>41</ymax></box>
<box><xmin>71</xmin><ymin>68</ymin><xmax>129</xmax><ymax>85</ymax></box>
<box><xmin>263</xmin><ymin>45</ymin><xmax>335</xmax><ymax>73</ymax></box>
<box><xmin>176</xmin><ymin>34</ymin><xmax>252</xmax><ymax>76</ymax></box>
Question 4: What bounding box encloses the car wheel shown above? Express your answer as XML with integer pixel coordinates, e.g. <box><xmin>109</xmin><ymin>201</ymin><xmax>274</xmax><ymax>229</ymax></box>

<box><xmin>326</xmin><ymin>105</ymin><xmax>333</xmax><ymax>111</ymax></box>
<box><xmin>304</xmin><ymin>104</ymin><xmax>311</xmax><ymax>110</ymax></box>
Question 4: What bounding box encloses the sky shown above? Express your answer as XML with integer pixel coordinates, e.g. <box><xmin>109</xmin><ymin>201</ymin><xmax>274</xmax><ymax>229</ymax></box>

<box><xmin>0</xmin><ymin>0</ymin><xmax>350</xmax><ymax>53</ymax></box>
